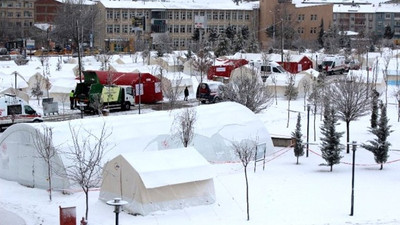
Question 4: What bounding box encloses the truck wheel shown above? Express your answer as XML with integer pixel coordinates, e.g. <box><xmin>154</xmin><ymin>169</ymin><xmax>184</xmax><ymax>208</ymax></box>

<box><xmin>123</xmin><ymin>102</ymin><xmax>131</xmax><ymax>110</ymax></box>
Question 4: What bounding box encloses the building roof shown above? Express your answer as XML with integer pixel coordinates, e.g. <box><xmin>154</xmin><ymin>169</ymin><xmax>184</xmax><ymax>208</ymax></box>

<box><xmin>99</xmin><ymin>0</ymin><xmax>259</xmax><ymax>10</ymax></box>
<box><xmin>333</xmin><ymin>2</ymin><xmax>400</xmax><ymax>13</ymax></box>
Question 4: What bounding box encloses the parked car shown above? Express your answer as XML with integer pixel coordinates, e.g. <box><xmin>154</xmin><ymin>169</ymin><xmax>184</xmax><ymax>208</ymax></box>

<box><xmin>196</xmin><ymin>81</ymin><xmax>223</xmax><ymax>104</ymax></box>
<box><xmin>345</xmin><ymin>59</ymin><xmax>361</xmax><ymax>71</ymax></box>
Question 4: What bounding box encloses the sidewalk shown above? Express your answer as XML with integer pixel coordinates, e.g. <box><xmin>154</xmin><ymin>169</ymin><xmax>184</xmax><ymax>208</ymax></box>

<box><xmin>0</xmin><ymin>207</ymin><xmax>26</xmax><ymax>225</ymax></box>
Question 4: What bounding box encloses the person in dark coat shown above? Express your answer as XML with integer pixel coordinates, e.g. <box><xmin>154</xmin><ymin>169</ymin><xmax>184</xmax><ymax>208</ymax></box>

<box><xmin>184</xmin><ymin>86</ymin><xmax>189</xmax><ymax>101</ymax></box>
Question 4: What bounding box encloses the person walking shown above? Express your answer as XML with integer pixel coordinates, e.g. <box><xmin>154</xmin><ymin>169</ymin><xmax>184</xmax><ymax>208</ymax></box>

<box><xmin>184</xmin><ymin>86</ymin><xmax>189</xmax><ymax>101</ymax></box>
<box><xmin>70</xmin><ymin>90</ymin><xmax>75</xmax><ymax>109</ymax></box>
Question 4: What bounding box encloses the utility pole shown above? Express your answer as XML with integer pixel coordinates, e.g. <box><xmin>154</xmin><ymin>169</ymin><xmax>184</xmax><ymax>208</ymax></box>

<box><xmin>350</xmin><ymin>141</ymin><xmax>357</xmax><ymax>216</ymax></box>
<box><xmin>281</xmin><ymin>19</ymin><xmax>284</xmax><ymax>64</ymax></box>
<box><xmin>76</xmin><ymin>20</ymin><xmax>82</xmax><ymax>84</ymax></box>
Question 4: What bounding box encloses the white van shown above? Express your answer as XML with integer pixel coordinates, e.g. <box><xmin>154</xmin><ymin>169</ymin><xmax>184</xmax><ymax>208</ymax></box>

<box><xmin>0</xmin><ymin>94</ymin><xmax>43</xmax><ymax>130</ymax></box>
<box><xmin>321</xmin><ymin>55</ymin><xmax>346</xmax><ymax>75</ymax></box>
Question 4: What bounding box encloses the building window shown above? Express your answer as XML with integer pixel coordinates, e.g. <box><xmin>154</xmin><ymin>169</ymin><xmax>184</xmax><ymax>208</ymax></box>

<box><xmin>174</xmin><ymin>25</ymin><xmax>179</xmax><ymax>33</ymax></box>
<box><xmin>174</xmin><ymin>39</ymin><xmax>179</xmax><ymax>47</ymax></box>
<box><xmin>107</xmin><ymin>10</ymin><xmax>113</xmax><ymax>20</ymax></box>
<box><xmin>168</xmin><ymin>11</ymin><xmax>172</xmax><ymax>20</ymax></box>
<box><xmin>114</xmin><ymin>11</ymin><xmax>120</xmax><ymax>20</ymax></box>
<box><xmin>187</xmin><ymin>25</ymin><xmax>192</xmax><ymax>33</ymax></box>
<box><xmin>297</xmin><ymin>27</ymin><xmax>304</xmax><ymax>33</ymax></box>
<box><xmin>181</xmin><ymin>11</ymin><xmax>186</xmax><ymax>20</ymax></box>
<box><xmin>219</xmin><ymin>25</ymin><xmax>224</xmax><ymax>33</ymax></box>
<box><xmin>7</xmin><ymin>12</ymin><xmax>13</xmax><ymax>18</ymax></box>
<box><xmin>219</xmin><ymin>12</ymin><xmax>224</xmax><ymax>20</ymax></box>
<box><xmin>238</xmin><ymin>12</ymin><xmax>243</xmax><ymax>20</ymax></box>
<box><xmin>107</xmin><ymin>25</ymin><xmax>113</xmax><ymax>33</ymax></box>
<box><xmin>123</xmin><ymin>24</ymin><xmax>129</xmax><ymax>33</ymax></box>
<box><xmin>310</xmin><ymin>27</ymin><xmax>317</xmax><ymax>33</ymax></box>
<box><xmin>180</xmin><ymin>25</ymin><xmax>186</xmax><ymax>33</ymax></box>
<box><xmin>213</xmin><ymin>12</ymin><xmax>218</xmax><ymax>20</ymax></box>
<box><xmin>386</xmin><ymin>13</ymin><xmax>391</xmax><ymax>19</ymax></box>
<box><xmin>180</xmin><ymin>39</ymin><xmax>185</xmax><ymax>47</ymax></box>
<box><xmin>226</xmin><ymin>11</ymin><xmax>231</xmax><ymax>20</ymax></box>
<box><xmin>298</xmin><ymin>14</ymin><xmax>305</xmax><ymax>21</ymax></box>
<box><xmin>114</xmin><ymin>25</ymin><xmax>120</xmax><ymax>33</ymax></box>
<box><xmin>187</xmin><ymin>11</ymin><xmax>192</xmax><ymax>20</ymax></box>
<box><xmin>175</xmin><ymin>11</ymin><xmax>179</xmax><ymax>20</ymax></box>
<box><xmin>245</xmin><ymin>13</ymin><xmax>250</xmax><ymax>20</ymax></box>
<box><xmin>130</xmin><ymin>11</ymin><xmax>135</xmax><ymax>19</ymax></box>
<box><xmin>207</xmin><ymin>12</ymin><xmax>212</xmax><ymax>20</ymax></box>
<box><xmin>311</xmin><ymin>14</ymin><xmax>317</xmax><ymax>21</ymax></box>
<box><xmin>122</xmin><ymin>11</ymin><xmax>128</xmax><ymax>20</ymax></box>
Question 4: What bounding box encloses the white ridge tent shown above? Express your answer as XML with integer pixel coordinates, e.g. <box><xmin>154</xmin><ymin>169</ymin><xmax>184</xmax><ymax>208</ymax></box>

<box><xmin>99</xmin><ymin>147</ymin><xmax>215</xmax><ymax>215</ymax></box>
<box><xmin>0</xmin><ymin>102</ymin><xmax>274</xmax><ymax>190</ymax></box>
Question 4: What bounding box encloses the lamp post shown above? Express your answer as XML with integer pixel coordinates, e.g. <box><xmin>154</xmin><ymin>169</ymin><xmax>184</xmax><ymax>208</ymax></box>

<box><xmin>106</xmin><ymin>198</ymin><xmax>128</xmax><ymax>225</ymax></box>
<box><xmin>350</xmin><ymin>141</ymin><xmax>357</xmax><ymax>216</ymax></box>
<box><xmin>366</xmin><ymin>47</ymin><xmax>369</xmax><ymax>98</ymax></box>
<box><xmin>306</xmin><ymin>104</ymin><xmax>310</xmax><ymax>157</ymax></box>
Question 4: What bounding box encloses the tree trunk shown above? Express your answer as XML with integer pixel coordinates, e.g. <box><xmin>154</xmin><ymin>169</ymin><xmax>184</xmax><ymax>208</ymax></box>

<box><xmin>85</xmin><ymin>189</ymin><xmax>89</xmax><ymax>220</ymax></box>
<box><xmin>296</xmin><ymin>156</ymin><xmax>299</xmax><ymax>165</ymax></box>
<box><xmin>244</xmin><ymin>167</ymin><xmax>250</xmax><ymax>221</ymax></box>
<box><xmin>346</xmin><ymin>121</ymin><xmax>350</xmax><ymax>154</ymax></box>
<box><xmin>287</xmin><ymin>100</ymin><xmax>291</xmax><ymax>128</ymax></box>
<box><xmin>48</xmin><ymin>165</ymin><xmax>52</xmax><ymax>201</ymax></box>
<box><xmin>380</xmin><ymin>163</ymin><xmax>383</xmax><ymax>170</ymax></box>
<box><xmin>330</xmin><ymin>164</ymin><xmax>333</xmax><ymax>172</ymax></box>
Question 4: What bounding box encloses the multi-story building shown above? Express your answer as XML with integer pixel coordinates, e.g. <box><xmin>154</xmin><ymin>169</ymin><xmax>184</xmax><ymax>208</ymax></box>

<box><xmin>34</xmin><ymin>0</ymin><xmax>62</xmax><ymax>24</ymax></box>
<box><xmin>332</xmin><ymin>3</ymin><xmax>400</xmax><ymax>43</ymax></box>
<box><xmin>259</xmin><ymin>0</ymin><xmax>333</xmax><ymax>49</ymax></box>
<box><xmin>95</xmin><ymin>0</ymin><xmax>259</xmax><ymax>52</ymax></box>
<box><xmin>0</xmin><ymin>0</ymin><xmax>36</xmax><ymax>48</ymax></box>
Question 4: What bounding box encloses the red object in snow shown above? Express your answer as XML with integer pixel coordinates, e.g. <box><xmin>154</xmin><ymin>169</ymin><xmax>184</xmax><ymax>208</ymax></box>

<box><xmin>207</xmin><ymin>59</ymin><xmax>249</xmax><ymax>80</ymax></box>
<box><xmin>82</xmin><ymin>70</ymin><xmax>163</xmax><ymax>104</ymax></box>
<box><xmin>277</xmin><ymin>55</ymin><xmax>313</xmax><ymax>74</ymax></box>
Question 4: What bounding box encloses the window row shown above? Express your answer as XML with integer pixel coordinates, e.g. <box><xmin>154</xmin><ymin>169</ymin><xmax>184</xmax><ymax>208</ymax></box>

<box><xmin>0</xmin><ymin>2</ymin><xmax>33</xmax><ymax>8</ymax></box>
<box><xmin>106</xmin><ymin>9</ymin><xmax>250</xmax><ymax>21</ymax></box>
<box><xmin>5</xmin><ymin>11</ymin><xmax>33</xmax><ymax>18</ymax></box>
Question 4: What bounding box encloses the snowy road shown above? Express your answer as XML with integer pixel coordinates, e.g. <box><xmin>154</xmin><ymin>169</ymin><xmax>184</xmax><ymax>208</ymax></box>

<box><xmin>0</xmin><ymin>207</ymin><xmax>26</xmax><ymax>225</ymax></box>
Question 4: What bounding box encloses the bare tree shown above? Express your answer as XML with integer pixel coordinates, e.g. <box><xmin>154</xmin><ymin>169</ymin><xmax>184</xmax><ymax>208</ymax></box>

<box><xmin>285</xmin><ymin>73</ymin><xmax>298</xmax><ymax>128</ymax></box>
<box><xmin>32</xmin><ymin>125</ymin><xmax>57</xmax><ymax>201</ymax></box>
<box><xmin>302</xmin><ymin>79</ymin><xmax>311</xmax><ymax>111</ymax></box>
<box><xmin>220</xmin><ymin>68</ymin><xmax>273</xmax><ymax>113</ymax></box>
<box><xmin>328</xmin><ymin>76</ymin><xmax>370</xmax><ymax>153</ymax></box>
<box><xmin>31</xmin><ymin>74</ymin><xmax>44</xmax><ymax>105</ymax></box>
<box><xmin>172</xmin><ymin>108</ymin><xmax>197</xmax><ymax>147</ymax></box>
<box><xmin>193</xmin><ymin>48</ymin><xmax>213</xmax><ymax>83</ymax></box>
<box><xmin>97</xmin><ymin>53</ymin><xmax>112</xmax><ymax>71</ymax></box>
<box><xmin>64</xmin><ymin>122</ymin><xmax>112</xmax><ymax>221</ymax></box>
<box><xmin>160</xmin><ymin>71</ymin><xmax>183</xmax><ymax>110</ymax></box>
<box><xmin>232</xmin><ymin>139</ymin><xmax>257</xmax><ymax>221</ymax></box>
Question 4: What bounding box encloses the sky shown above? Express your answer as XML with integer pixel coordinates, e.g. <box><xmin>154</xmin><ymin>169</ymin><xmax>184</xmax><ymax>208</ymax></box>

<box><xmin>1</xmin><ymin>52</ymin><xmax>400</xmax><ymax>225</ymax></box>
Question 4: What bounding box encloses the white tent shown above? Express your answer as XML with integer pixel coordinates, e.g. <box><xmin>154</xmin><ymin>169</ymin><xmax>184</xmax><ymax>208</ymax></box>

<box><xmin>99</xmin><ymin>147</ymin><xmax>215</xmax><ymax>215</ymax></box>
<box><xmin>0</xmin><ymin>102</ymin><xmax>274</xmax><ymax>190</ymax></box>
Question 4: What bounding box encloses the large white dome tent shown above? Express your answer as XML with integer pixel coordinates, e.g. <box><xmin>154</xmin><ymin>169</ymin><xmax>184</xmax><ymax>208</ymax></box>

<box><xmin>0</xmin><ymin>102</ymin><xmax>274</xmax><ymax>190</ymax></box>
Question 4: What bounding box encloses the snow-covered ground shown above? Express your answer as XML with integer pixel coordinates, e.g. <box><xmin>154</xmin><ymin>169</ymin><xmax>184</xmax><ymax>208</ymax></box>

<box><xmin>1</xmin><ymin>53</ymin><xmax>400</xmax><ymax>225</ymax></box>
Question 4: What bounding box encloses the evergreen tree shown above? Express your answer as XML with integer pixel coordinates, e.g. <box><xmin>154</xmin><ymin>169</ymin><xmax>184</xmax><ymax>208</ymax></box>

<box><xmin>214</xmin><ymin>33</ymin><xmax>230</xmax><ymax>57</ymax></box>
<box><xmin>291</xmin><ymin>113</ymin><xmax>304</xmax><ymax>164</ymax></box>
<box><xmin>232</xmin><ymin>32</ymin><xmax>244</xmax><ymax>53</ymax></box>
<box><xmin>225</xmin><ymin>25</ymin><xmax>236</xmax><ymax>41</ymax></box>
<box><xmin>318</xmin><ymin>19</ymin><xmax>324</xmax><ymax>48</ymax></box>
<box><xmin>362</xmin><ymin>103</ymin><xmax>393</xmax><ymax>170</ymax></box>
<box><xmin>320</xmin><ymin>104</ymin><xmax>344</xmax><ymax>172</ymax></box>
<box><xmin>208</xmin><ymin>29</ymin><xmax>219</xmax><ymax>48</ymax></box>
<box><xmin>370</xmin><ymin>90</ymin><xmax>379</xmax><ymax>129</ymax></box>
<box><xmin>245</xmin><ymin>34</ymin><xmax>260</xmax><ymax>53</ymax></box>
<box><xmin>383</xmin><ymin>25</ymin><xmax>394</xmax><ymax>39</ymax></box>
<box><xmin>240</xmin><ymin>26</ymin><xmax>250</xmax><ymax>40</ymax></box>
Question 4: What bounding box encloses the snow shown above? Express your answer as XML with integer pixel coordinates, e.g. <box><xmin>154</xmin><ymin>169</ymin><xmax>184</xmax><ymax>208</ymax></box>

<box><xmin>1</xmin><ymin>52</ymin><xmax>400</xmax><ymax>225</ymax></box>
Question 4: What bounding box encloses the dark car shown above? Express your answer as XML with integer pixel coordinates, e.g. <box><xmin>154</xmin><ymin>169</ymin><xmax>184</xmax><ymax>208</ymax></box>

<box><xmin>196</xmin><ymin>82</ymin><xmax>223</xmax><ymax>104</ymax></box>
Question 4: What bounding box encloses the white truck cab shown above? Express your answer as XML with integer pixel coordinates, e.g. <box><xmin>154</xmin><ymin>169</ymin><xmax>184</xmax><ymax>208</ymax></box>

<box><xmin>0</xmin><ymin>94</ymin><xmax>42</xmax><ymax>131</ymax></box>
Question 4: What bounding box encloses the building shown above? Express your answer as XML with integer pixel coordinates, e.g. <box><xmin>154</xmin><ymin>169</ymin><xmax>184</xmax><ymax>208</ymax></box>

<box><xmin>0</xmin><ymin>0</ymin><xmax>36</xmax><ymax>49</ymax></box>
<box><xmin>333</xmin><ymin>3</ymin><xmax>400</xmax><ymax>41</ymax></box>
<box><xmin>95</xmin><ymin>0</ymin><xmax>259</xmax><ymax>52</ymax></box>
<box><xmin>34</xmin><ymin>0</ymin><xmax>62</xmax><ymax>24</ymax></box>
<box><xmin>259</xmin><ymin>0</ymin><xmax>333</xmax><ymax>50</ymax></box>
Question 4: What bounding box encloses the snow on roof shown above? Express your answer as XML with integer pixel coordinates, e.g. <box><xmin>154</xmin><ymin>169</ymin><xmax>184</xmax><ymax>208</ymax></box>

<box><xmin>99</xmin><ymin>0</ymin><xmax>259</xmax><ymax>10</ymax></box>
<box><xmin>121</xmin><ymin>147</ymin><xmax>214</xmax><ymax>188</ymax></box>
<box><xmin>333</xmin><ymin>2</ymin><xmax>400</xmax><ymax>13</ymax></box>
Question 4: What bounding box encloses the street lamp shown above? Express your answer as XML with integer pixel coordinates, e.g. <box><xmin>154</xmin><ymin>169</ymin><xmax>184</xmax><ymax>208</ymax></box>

<box><xmin>306</xmin><ymin>104</ymin><xmax>310</xmax><ymax>157</ymax></box>
<box><xmin>349</xmin><ymin>141</ymin><xmax>357</xmax><ymax>216</ymax></box>
<box><xmin>106</xmin><ymin>198</ymin><xmax>128</xmax><ymax>225</ymax></box>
